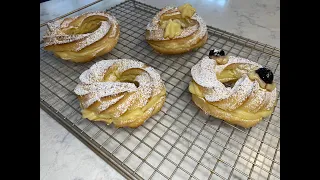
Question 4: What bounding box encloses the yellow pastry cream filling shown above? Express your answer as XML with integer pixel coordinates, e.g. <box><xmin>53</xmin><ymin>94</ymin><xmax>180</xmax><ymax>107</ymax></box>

<box><xmin>178</xmin><ymin>3</ymin><xmax>196</xmax><ymax>18</ymax></box>
<box><xmin>163</xmin><ymin>20</ymin><xmax>182</xmax><ymax>38</ymax></box>
<box><xmin>80</xmin><ymin>66</ymin><xmax>166</xmax><ymax>127</ymax></box>
<box><xmin>189</xmin><ymin>81</ymin><xmax>274</xmax><ymax>121</ymax></box>
<box><xmin>81</xmin><ymin>89</ymin><xmax>166</xmax><ymax>125</ymax></box>
<box><xmin>160</xmin><ymin>3</ymin><xmax>197</xmax><ymax>39</ymax></box>
<box><xmin>61</xmin><ymin>16</ymin><xmax>108</xmax><ymax>35</ymax></box>
<box><xmin>188</xmin><ymin>57</ymin><xmax>276</xmax><ymax>123</ymax></box>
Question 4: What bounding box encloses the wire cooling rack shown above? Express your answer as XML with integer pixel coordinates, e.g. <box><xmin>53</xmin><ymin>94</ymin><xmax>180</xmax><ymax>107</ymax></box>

<box><xmin>40</xmin><ymin>1</ymin><xmax>280</xmax><ymax>179</ymax></box>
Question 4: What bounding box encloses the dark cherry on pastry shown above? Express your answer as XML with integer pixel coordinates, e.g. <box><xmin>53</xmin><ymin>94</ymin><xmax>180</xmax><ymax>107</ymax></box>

<box><xmin>248</xmin><ymin>67</ymin><xmax>276</xmax><ymax>91</ymax></box>
<box><xmin>189</xmin><ymin>56</ymin><xmax>278</xmax><ymax>128</ymax></box>
<box><xmin>209</xmin><ymin>49</ymin><xmax>228</xmax><ymax>65</ymax></box>
<box><xmin>255</xmin><ymin>68</ymin><xmax>274</xmax><ymax>84</ymax></box>
<box><xmin>209</xmin><ymin>49</ymin><xmax>225</xmax><ymax>57</ymax></box>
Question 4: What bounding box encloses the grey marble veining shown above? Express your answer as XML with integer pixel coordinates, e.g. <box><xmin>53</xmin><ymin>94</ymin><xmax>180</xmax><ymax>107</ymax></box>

<box><xmin>40</xmin><ymin>0</ymin><xmax>279</xmax><ymax>179</ymax></box>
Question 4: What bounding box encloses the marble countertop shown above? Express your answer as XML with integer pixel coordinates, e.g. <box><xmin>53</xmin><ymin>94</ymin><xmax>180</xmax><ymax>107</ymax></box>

<box><xmin>40</xmin><ymin>0</ymin><xmax>279</xmax><ymax>179</ymax></box>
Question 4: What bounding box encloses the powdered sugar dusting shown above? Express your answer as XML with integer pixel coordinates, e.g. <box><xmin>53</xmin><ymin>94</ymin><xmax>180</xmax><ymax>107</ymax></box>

<box><xmin>191</xmin><ymin>56</ymin><xmax>277</xmax><ymax>112</ymax></box>
<box><xmin>215</xmin><ymin>56</ymin><xmax>262</xmax><ymax>74</ymax></box>
<box><xmin>204</xmin><ymin>75</ymin><xmax>254</xmax><ymax>105</ymax></box>
<box><xmin>240</xmin><ymin>81</ymin><xmax>266</xmax><ymax>112</ymax></box>
<box><xmin>145</xmin><ymin>67</ymin><xmax>164</xmax><ymax>96</ymax></box>
<box><xmin>216</xmin><ymin>76</ymin><xmax>255</xmax><ymax>110</ymax></box>
<box><xmin>79</xmin><ymin>60</ymin><xmax>118</xmax><ymax>84</ymax></box>
<box><xmin>191</xmin><ymin>13</ymin><xmax>207</xmax><ymax>40</ymax></box>
<box><xmin>191</xmin><ymin>56</ymin><xmax>219</xmax><ymax>88</ymax></box>
<box><xmin>75</xmin><ymin>82</ymin><xmax>137</xmax><ymax>108</ymax></box>
<box><xmin>133</xmin><ymin>73</ymin><xmax>153</xmax><ymax>108</ymax></box>
<box><xmin>266</xmin><ymin>88</ymin><xmax>277</xmax><ymax>110</ymax></box>
<box><xmin>117</xmin><ymin>60</ymin><xmax>144</xmax><ymax>73</ymax></box>
<box><xmin>99</xmin><ymin>94</ymin><xmax>124</xmax><ymax>112</ymax></box>
<box><xmin>60</xmin><ymin>17</ymin><xmax>77</xmax><ymax>28</ymax></box>
<box><xmin>74</xmin><ymin>59</ymin><xmax>165</xmax><ymax>111</ymax></box>
<box><xmin>43</xmin><ymin>11</ymin><xmax>118</xmax><ymax>51</ymax></box>
<box><xmin>114</xmin><ymin>93</ymin><xmax>137</xmax><ymax>117</ymax></box>
<box><xmin>75</xmin><ymin>21</ymin><xmax>110</xmax><ymax>51</ymax></box>
<box><xmin>43</xmin><ymin>30</ymin><xmax>90</xmax><ymax>46</ymax></box>
<box><xmin>191</xmin><ymin>56</ymin><xmax>231</xmax><ymax>101</ymax></box>
<box><xmin>146</xmin><ymin>6</ymin><xmax>173</xmax><ymax>31</ymax></box>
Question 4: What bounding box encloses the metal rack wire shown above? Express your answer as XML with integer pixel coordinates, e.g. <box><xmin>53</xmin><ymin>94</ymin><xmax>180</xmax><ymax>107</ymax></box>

<box><xmin>40</xmin><ymin>1</ymin><xmax>280</xmax><ymax>179</ymax></box>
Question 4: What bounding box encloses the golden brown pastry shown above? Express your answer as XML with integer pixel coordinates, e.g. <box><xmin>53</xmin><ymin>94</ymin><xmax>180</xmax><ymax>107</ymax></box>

<box><xmin>189</xmin><ymin>49</ymin><xmax>277</xmax><ymax>128</ymax></box>
<box><xmin>74</xmin><ymin>59</ymin><xmax>166</xmax><ymax>128</ymax></box>
<box><xmin>43</xmin><ymin>11</ymin><xmax>120</xmax><ymax>63</ymax></box>
<box><xmin>146</xmin><ymin>3</ymin><xmax>208</xmax><ymax>54</ymax></box>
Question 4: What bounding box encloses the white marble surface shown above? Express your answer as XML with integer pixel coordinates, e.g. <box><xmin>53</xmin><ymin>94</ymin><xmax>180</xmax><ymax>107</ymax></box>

<box><xmin>40</xmin><ymin>109</ymin><xmax>126</xmax><ymax>180</ymax></box>
<box><xmin>138</xmin><ymin>0</ymin><xmax>280</xmax><ymax>48</ymax></box>
<box><xmin>40</xmin><ymin>0</ymin><xmax>279</xmax><ymax>179</ymax></box>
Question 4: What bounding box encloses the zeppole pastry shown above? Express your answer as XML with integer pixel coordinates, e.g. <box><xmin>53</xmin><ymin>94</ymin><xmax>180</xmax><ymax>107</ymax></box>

<box><xmin>74</xmin><ymin>59</ymin><xmax>166</xmax><ymax>128</ymax></box>
<box><xmin>189</xmin><ymin>49</ymin><xmax>277</xmax><ymax>128</ymax></box>
<box><xmin>146</xmin><ymin>3</ymin><xmax>208</xmax><ymax>54</ymax></box>
<box><xmin>43</xmin><ymin>12</ymin><xmax>120</xmax><ymax>63</ymax></box>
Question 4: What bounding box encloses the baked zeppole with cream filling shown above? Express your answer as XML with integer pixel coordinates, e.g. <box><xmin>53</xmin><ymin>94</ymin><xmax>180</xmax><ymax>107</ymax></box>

<box><xmin>189</xmin><ymin>49</ymin><xmax>277</xmax><ymax>128</ymax></box>
<box><xmin>74</xmin><ymin>59</ymin><xmax>166</xmax><ymax>128</ymax></box>
<box><xmin>146</xmin><ymin>3</ymin><xmax>208</xmax><ymax>54</ymax></box>
<box><xmin>43</xmin><ymin>11</ymin><xmax>120</xmax><ymax>62</ymax></box>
